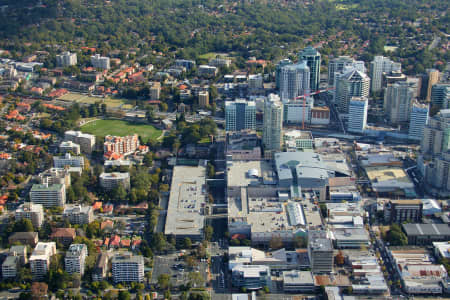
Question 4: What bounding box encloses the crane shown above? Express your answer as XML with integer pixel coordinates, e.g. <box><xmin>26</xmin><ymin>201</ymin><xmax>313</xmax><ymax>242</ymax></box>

<box><xmin>294</xmin><ymin>87</ymin><xmax>335</xmax><ymax>130</ymax></box>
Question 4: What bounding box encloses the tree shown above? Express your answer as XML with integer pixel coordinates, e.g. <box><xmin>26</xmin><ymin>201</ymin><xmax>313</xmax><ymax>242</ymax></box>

<box><xmin>118</xmin><ymin>290</ymin><xmax>131</xmax><ymax>300</ymax></box>
<box><xmin>269</xmin><ymin>235</ymin><xmax>283</xmax><ymax>250</ymax></box>
<box><xmin>386</xmin><ymin>224</ymin><xmax>408</xmax><ymax>246</ymax></box>
<box><xmin>158</xmin><ymin>274</ymin><xmax>170</xmax><ymax>290</ymax></box>
<box><xmin>204</xmin><ymin>225</ymin><xmax>213</xmax><ymax>241</ymax></box>
<box><xmin>208</xmin><ymin>85</ymin><xmax>218</xmax><ymax>100</ymax></box>
<box><xmin>183</xmin><ymin>237</ymin><xmax>192</xmax><ymax>249</ymax></box>
<box><xmin>185</xmin><ymin>255</ymin><xmax>196</xmax><ymax>268</ymax></box>
<box><xmin>319</xmin><ymin>204</ymin><xmax>328</xmax><ymax>217</ymax></box>
<box><xmin>335</xmin><ymin>251</ymin><xmax>345</xmax><ymax>266</ymax></box>
<box><xmin>14</xmin><ymin>219</ymin><xmax>34</xmax><ymax>232</ymax></box>
<box><xmin>293</xmin><ymin>236</ymin><xmax>307</xmax><ymax>248</ymax></box>
<box><xmin>188</xmin><ymin>271</ymin><xmax>204</xmax><ymax>287</ymax></box>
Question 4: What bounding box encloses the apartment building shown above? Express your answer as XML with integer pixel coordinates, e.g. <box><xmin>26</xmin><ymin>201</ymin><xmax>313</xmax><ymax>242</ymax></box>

<box><xmin>59</xmin><ymin>141</ymin><xmax>81</xmax><ymax>155</ymax></box>
<box><xmin>63</xmin><ymin>204</ymin><xmax>94</xmax><ymax>225</ymax></box>
<box><xmin>30</xmin><ymin>183</ymin><xmax>66</xmax><ymax>208</ymax></box>
<box><xmin>111</xmin><ymin>253</ymin><xmax>144</xmax><ymax>283</ymax></box>
<box><xmin>64</xmin><ymin>131</ymin><xmax>96</xmax><ymax>154</ymax></box>
<box><xmin>99</xmin><ymin>172</ymin><xmax>130</xmax><ymax>190</ymax></box>
<box><xmin>2</xmin><ymin>256</ymin><xmax>18</xmax><ymax>279</ymax></box>
<box><xmin>53</xmin><ymin>153</ymin><xmax>85</xmax><ymax>169</ymax></box>
<box><xmin>8</xmin><ymin>232</ymin><xmax>39</xmax><ymax>247</ymax></box>
<box><xmin>38</xmin><ymin>168</ymin><xmax>71</xmax><ymax>187</ymax></box>
<box><xmin>15</xmin><ymin>202</ymin><xmax>44</xmax><ymax>228</ymax></box>
<box><xmin>384</xmin><ymin>200</ymin><xmax>423</xmax><ymax>224</ymax></box>
<box><xmin>30</xmin><ymin>242</ymin><xmax>57</xmax><ymax>280</ymax></box>
<box><xmin>65</xmin><ymin>244</ymin><xmax>88</xmax><ymax>276</ymax></box>
<box><xmin>92</xmin><ymin>252</ymin><xmax>109</xmax><ymax>281</ymax></box>
<box><xmin>91</xmin><ymin>54</ymin><xmax>110</xmax><ymax>70</ymax></box>
<box><xmin>104</xmin><ymin>134</ymin><xmax>140</xmax><ymax>156</ymax></box>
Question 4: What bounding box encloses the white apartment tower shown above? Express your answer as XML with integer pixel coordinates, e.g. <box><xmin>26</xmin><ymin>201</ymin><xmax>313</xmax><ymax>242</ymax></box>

<box><xmin>335</xmin><ymin>67</ymin><xmax>370</xmax><ymax>113</ymax></box>
<box><xmin>348</xmin><ymin>97</ymin><xmax>368</xmax><ymax>133</ymax></box>
<box><xmin>30</xmin><ymin>183</ymin><xmax>66</xmax><ymax>208</ymax></box>
<box><xmin>279</xmin><ymin>61</ymin><xmax>310</xmax><ymax>101</ymax></box>
<box><xmin>65</xmin><ymin>244</ymin><xmax>88</xmax><ymax>276</ymax></box>
<box><xmin>370</xmin><ymin>56</ymin><xmax>401</xmax><ymax>92</ymax></box>
<box><xmin>91</xmin><ymin>54</ymin><xmax>110</xmax><ymax>70</ymax></box>
<box><xmin>56</xmin><ymin>52</ymin><xmax>77</xmax><ymax>67</ymax></box>
<box><xmin>15</xmin><ymin>202</ymin><xmax>44</xmax><ymax>228</ymax></box>
<box><xmin>64</xmin><ymin>131</ymin><xmax>96</xmax><ymax>154</ymax></box>
<box><xmin>111</xmin><ymin>253</ymin><xmax>144</xmax><ymax>283</ymax></box>
<box><xmin>328</xmin><ymin>56</ymin><xmax>366</xmax><ymax>87</ymax></box>
<box><xmin>421</xmin><ymin>109</ymin><xmax>450</xmax><ymax>158</ymax></box>
<box><xmin>30</xmin><ymin>242</ymin><xmax>57</xmax><ymax>280</ymax></box>
<box><xmin>263</xmin><ymin>94</ymin><xmax>283</xmax><ymax>151</ymax></box>
<box><xmin>384</xmin><ymin>82</ymin><xmax>415</xmax><ymax>125</ymax></box>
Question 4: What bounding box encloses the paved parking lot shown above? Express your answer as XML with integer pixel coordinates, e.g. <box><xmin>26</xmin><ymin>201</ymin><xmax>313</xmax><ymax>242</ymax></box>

<box><xmin>151</xmin><ymin>254</ymin><xmax>208</xmax><ymax>288</ymax></box>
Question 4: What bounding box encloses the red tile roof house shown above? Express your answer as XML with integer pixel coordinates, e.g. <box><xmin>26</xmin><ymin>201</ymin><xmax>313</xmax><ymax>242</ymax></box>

<box><xmin>101</xmin><ymin>220</ymin><xmax>114</xmax><ymax>231</ymax></box>
<box><xmin>109</xmin><ymin>235</ymin><xmax>121</xmax><ymax>249</ymax></box>
<box><xmin>120</xmin><ymin>239</ymin><xmax>131</xmax><ymax>248</ymax></box>
<box><xmin>50</xmin><ymin>228</ymin><xmax>76</xmax><ymax>247</ymax></box>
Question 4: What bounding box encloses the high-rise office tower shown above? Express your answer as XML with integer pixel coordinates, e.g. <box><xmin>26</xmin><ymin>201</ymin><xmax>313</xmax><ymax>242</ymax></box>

<box><xmin>263</xmin><ymin>94</ymin><xmax>283</xmax><ymax>151</ymax></box>
<box><xmin>328</xmin><ymin>56</ymin><xmax>366</xmax><ymax>87</ymax></box>
<box><xmin>421</xmin><ymin>109</ymin><xmax>450</xmax><ymax>158</ymax></box>
<box><xmin>347</xmin><ymin>97</ymin><xmax>368</xmax><ymax>133</ymax></box>
<box><xmin>225</xmin><ymin>100</ymin><xmax>256</xmax><ymax>132</ymax></box>
<box><xmin>275</xmin><ymin>59</ymin><xmax>292</xmax><ymax>90</ymax></box>
<box><xmin>431</xmin><ymin>83</ymin><xmax>450</xmax><ymax>109</ymax></box>
<box><xmin>370</xmin><ymin>56</ymin><xmax>401</xmax><ymax>93</ymax></box>
<box><xmin>299</xmin><ymin>46</ymin><xmax>321</xmax><ymax>91</ymax></box>
<box><xmin>422</xmin><ymin>69</ymin><xmax>440</xmax><ymax>102</ymax></box>
<box><xmin>384</xmin><ymin>82</ymin><xmax>415</xmax><ymax>125</ymax></box>
<box><xmin>408</xmin><ymin>101</ymin><xmax>429</xmax><ymax>141</ymax></box>
<box><xmin>279</xmin><ymin>61</ymin><xmax>310</xmax><ymax>101</ymax></box>
<box><xmin>335</xmin><ymin>67</ymin><xmax>370</xmax><ymax>113</ymax></box>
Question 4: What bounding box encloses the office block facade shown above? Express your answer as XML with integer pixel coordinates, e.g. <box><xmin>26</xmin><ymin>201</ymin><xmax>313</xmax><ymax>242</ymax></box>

<box><xmin>299</xmin><ymin>46</ymin><xmax>321</xmax><ymax>91</ymax></box>
<box><xmin>225</xmin><ymin>100</ymin><xmax>256</xmax><ymax>132</ymax></box>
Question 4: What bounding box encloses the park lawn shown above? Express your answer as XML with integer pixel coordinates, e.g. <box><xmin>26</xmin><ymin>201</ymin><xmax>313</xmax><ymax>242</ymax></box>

<box><xmin>80</xmin><ymin>119</ymin><xmax>162</xmax><ymax>142</ymax></box>
<box><xmin>198</xmin><ymin>52</ymin><xmax>218</xmax><ymax>60</ymax></box>
<box><xmin>58</xmin><ymin>92</ymin><xmax>128</xmax><ymax>108</ymax></box>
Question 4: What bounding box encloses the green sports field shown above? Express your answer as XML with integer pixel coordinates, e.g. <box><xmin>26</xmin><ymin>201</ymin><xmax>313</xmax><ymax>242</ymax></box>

<box><xmin>80</xmin><ymin>119</ymin><xmax>162</xmax><ymax>142</ymax></box>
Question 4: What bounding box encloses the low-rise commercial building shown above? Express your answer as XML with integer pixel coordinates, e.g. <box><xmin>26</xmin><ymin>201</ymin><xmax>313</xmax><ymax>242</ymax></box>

<box><xmin>111</xmin><ymin>253</ymin><xmax>144</xmax><ymax>283</ymax></box>
<box><xmin>165</xmin><ymin>165</ymin><xmax>206</xmax><ymax>242</ymax></box>
<box><xmin>282</xmin><ymin>270</ymin><xmax>315</xmax><ymax>293</ymax></box>
<box><xmin>331</xmin><ymin>228</ymin><xmax>370</xmax><ymax>249</ymax></box>
<box><xmin>387</xmin><ymin>247</ymin><xmax>446</xmax><ymax>295</ymax></box>
<box><xmin>283</xmin><ymin>130</ymin><xmax>314</xmax><ymax>151</ymax></box>
<box><xmin>402</xmin><ymin>224</ymin><xmax>450</xmax><ymax>245</ymax></box>
<box><xmin>231</xmin><ymin>265</ymin><xmax>271</xmax><ymax>290</ymax></box>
